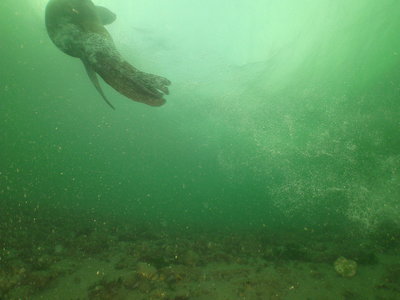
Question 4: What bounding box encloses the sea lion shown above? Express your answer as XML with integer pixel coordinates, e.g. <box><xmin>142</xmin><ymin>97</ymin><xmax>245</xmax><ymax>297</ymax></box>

<box><xmin>95</xmin><ymin>5</ymin><xmax>116</xmax><ymax>25</ymax></box>
<box><xmin>45</xmin><ymin>0</ymin><xmax>171</xmax><ymax>109</ymax></box>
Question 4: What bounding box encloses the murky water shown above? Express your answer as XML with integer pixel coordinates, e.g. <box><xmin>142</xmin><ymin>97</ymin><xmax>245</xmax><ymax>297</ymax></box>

<box><xmin>1</xmin><ymin>1</ymin><xmax>399</xmax><ymax>299</ymax></box>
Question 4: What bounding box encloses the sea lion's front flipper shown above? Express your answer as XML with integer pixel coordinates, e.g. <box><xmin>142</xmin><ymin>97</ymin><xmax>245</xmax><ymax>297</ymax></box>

<box><xmin>96</xmin><ymin>6</ymin><xmax>117</xmax><ymax>26</ymax></box>
<box><xmin>81</xmin><ymin>59</ymin><xmax>115</xmax><ymax>110</ymax></box>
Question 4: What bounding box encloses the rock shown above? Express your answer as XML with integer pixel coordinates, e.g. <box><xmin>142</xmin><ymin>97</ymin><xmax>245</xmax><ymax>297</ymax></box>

<box><xmin>334</xmin><ymin>256</ymin><xmax>357</xmax><ymax>277</ymax></box>
<box><xmin>181</xmin><ymin>250</ymin><xmax>200</xmax><ymax>266</ymax></box>
<box><xmin>136</xmin><ymin>262</ymin><xmax>158</xmax><ymax>280</ymax></box>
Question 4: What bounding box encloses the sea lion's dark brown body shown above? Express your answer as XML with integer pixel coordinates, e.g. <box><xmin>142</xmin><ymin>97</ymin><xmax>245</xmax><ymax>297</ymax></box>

<box><xmin>45</xmin><ymin>0</ymin><xmax>170</xmax><ymax>108</ymax></box>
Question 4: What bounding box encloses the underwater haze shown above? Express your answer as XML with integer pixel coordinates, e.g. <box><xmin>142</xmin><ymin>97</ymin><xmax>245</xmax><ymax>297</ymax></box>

<box><xmin>1</xmin><ymin>0</ymin><xmax>400</xmax><ymax>299</ymax></box>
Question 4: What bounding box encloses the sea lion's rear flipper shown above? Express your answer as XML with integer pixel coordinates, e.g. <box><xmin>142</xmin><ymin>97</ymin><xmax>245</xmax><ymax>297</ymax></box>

<box><xmin>81</xmin><ymin>59</ymin><xmax>115</xmax><ymax>110</ymax></box>
<box><xmin>94</xmin><ymin>55</ymin><xmax>171</xmax><ymax>107</ymax></box>
<box><xmin>96</xmin><ymin>6</ymin><xmax>117</xmax><ymax>26</ymax></box>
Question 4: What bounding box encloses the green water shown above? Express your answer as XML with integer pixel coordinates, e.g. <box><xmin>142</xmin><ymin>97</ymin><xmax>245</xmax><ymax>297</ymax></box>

<box><xmin>1</xmin><ymin>0</ymin><xmax>400</xmax><ymax>238</ymax></box>
<box><xmin>1</xmin><ymin>1</ymin><xmax>400</xmax><ymax>299</ymax></box>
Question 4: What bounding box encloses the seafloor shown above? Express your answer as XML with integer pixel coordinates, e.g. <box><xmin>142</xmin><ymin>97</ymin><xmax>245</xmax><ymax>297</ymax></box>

<box><xmin>1</xmin><ymin>203</ymin><xmax>399</xmax><ymax>300</ymax></box>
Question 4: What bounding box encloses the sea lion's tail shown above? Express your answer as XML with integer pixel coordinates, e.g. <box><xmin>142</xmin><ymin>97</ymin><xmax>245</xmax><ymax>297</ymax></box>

<box><xmin>93</xmin><ymin>54</ymin><xmax>170</xmax><ymax>107</ymax></box>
